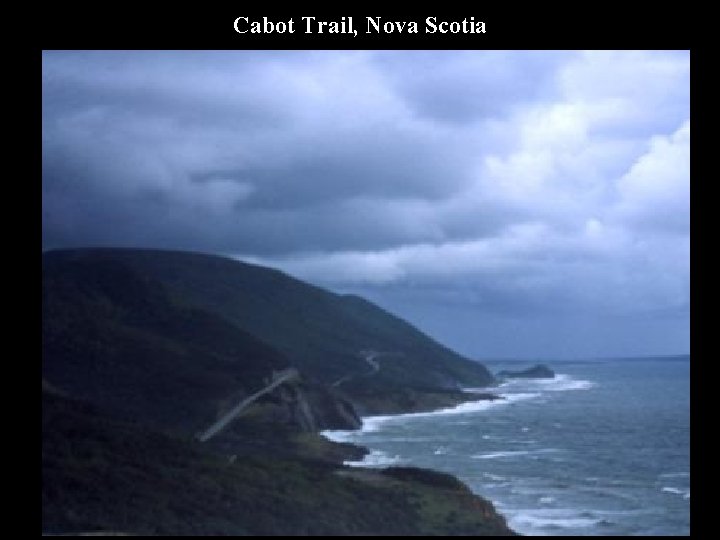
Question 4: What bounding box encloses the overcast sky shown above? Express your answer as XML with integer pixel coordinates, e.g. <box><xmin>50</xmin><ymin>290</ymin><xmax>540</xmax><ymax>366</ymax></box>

<box><xmin>42</xmin><ymin>50</ymin><xmax>690</xmax><ymax>359</ymax></box>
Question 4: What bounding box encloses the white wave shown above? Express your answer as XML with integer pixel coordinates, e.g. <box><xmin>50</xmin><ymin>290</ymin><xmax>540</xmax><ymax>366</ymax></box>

<box><xmin>485</xmin><ymin>482</ymin><xmax>512</xmax><ymax>488</ymax></box>
<box><xmin>539</xmin><ymin>496</ymin><xmax>555</xmax><ymax>505</ymax></box>
<box><xmin>322</xmin><ymin>374</ymin><xmax>585</xmax><ymax>451</ymax></box>
<box><xmin>381</xmin><ymin>436</ymin><xmax>436</xmax><ymax>442</ymax></box>
<box><xmin>592</xmin><ymin>508</ymin><xmax>663</xmax><ymax>517</ymax></box>
<box><xmin>433</xmin><ymin>446</ymin><xmax>448</xmax><ymax>455</ymax></box>
<box><xmin>356</xmin><ymin>392</ymin><xmax>541</xmax><ymax>433</ymax></box>
<box><xmin>482</xmin><ymin>473</ymin><xmax>506</xmax><ymax>481</ymax></box>
<box><xmin>506</xmin><ymin>392</ymin><xmax>542</xmax><ymax>401</ymax></box>
<box><xmin>320</xmin><ymin>429</ymin><xmax>356</xmax><ymax>443</ymax></box>
<box><xmin>473</xmin><ymin>448</ymin><xmax>561</xmax><ymax>460</ymax></box>
<box><xmin>659</xmin><ymin>471</ymin><xmax>690</xmax><ymax>479</ymax></box>
<box><xmin>497</xmin><ymin>373</ymin><xmax>595</xmax><ymax>393</ymax></box>
<box><xmin>514</xmin><ymin>515</ymin><xmax>602</xmax><ymax>529</ymax></box>
<box><xmin>473</xmin><ymin>450</ymin><xmax>533</xmax><ymax>460</ymax></box>
<box><xmin>547</xmin><ymin>377</ymin><xmax>595</xmax><ymax>391</ymax></box>
<box><xmin>319</xmin><ymin>393</ymin><xmax>536</xmax><ymax>443</ymax></box>
<box><xmin>508</xmin><ymin>508</ymin><xmax>605</xmax><ymax>534</ymax></box>
<box><xmin>344</xmin><ymin>449</ymin><xmax>403</xmax><ymax>468</ymax></box>
<box><xmin>662</xmin><ymin>486</ymin><xmax>690</xmax><ymax>499</ymax></box>
<box><xmin>361</xmin><ymin>414</ymin><xmax>404</xmax><ymax>433</ymax></box>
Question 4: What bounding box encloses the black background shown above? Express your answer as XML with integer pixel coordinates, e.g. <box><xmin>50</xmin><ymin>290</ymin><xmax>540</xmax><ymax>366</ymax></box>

<box><xmin>37</xmin><ymin>9</ymin><xmax>704</xmax><ymax>534</ymax></box>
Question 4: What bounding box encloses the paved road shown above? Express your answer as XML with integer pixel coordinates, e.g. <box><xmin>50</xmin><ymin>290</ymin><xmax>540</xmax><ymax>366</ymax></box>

<box><xmin>196</xmin><ymin>368</ymin><xmax>299</xmax><ymax>442</ymax></box>
<box><xmin>331</xmin><ymin>351</ymin><xmax>387</xmax><ymax>388</ymax></box>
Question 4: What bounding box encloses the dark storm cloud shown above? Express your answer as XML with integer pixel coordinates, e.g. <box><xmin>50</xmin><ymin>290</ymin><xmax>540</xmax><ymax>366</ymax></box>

<box><xmin>43</xmin><ymin>50</ymin><xmax>489</xmax><ymax>252</ymax></box>
<box><xmin>42</xmin><ymin>50</ymin><xmax>690</xmax><ymax>357</ymax></box>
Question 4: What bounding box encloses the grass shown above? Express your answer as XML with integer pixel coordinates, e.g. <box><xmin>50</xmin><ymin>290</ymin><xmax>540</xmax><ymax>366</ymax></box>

<box><xmin>42</xmin><ymin>391</ymin><xmax>515</xmax><ymax>536</ymax></box>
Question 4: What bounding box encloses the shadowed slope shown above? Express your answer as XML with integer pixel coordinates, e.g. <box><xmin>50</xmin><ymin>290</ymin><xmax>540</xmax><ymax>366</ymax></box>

<box><xmin>43</xmin><ymin>248</ymin><xmax>495</xmax><ymax>406</ymax></box>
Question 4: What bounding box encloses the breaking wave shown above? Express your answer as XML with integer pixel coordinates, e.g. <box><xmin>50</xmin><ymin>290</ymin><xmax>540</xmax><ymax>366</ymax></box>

<box><xmin>344</xmin><ymin>449</ymin><xmax>403</xmax><ymax>468</ymax></box>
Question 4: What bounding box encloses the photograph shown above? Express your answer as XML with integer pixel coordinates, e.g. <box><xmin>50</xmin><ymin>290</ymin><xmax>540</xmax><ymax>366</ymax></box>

<box><xmin>42</xmin><ymin>49</ymin><xmax>690</xmax><ymax>535</ymax></box>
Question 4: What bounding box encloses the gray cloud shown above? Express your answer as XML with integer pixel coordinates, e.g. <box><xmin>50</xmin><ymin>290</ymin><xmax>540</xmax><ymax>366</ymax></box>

<box><xmin>42</xmin><ymin>50</ymin><xmax>690</xmax><ymax>358</ymax></box>
<box><xmin>372</xmin><ymin>50</ymin><xmax>572</xmax><ymax>123</ymax></box>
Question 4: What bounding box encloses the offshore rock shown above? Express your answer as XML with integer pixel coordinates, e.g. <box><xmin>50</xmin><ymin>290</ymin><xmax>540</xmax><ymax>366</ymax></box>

<box><xmin>497</xmin><ymin>364</ymin><xmax>555</xmax><ymax>379</ymax></box>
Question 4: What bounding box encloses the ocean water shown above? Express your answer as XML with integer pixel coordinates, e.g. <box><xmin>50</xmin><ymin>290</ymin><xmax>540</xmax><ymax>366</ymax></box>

<box><xmin>323</xmin><ymin>357</ymin><xmax>690</xmax><ymax>536</ymax></box>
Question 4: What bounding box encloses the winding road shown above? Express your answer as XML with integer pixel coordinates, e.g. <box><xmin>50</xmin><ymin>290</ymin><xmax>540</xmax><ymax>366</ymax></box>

<box><xmin>198</xmin><ymin>350</ymin><xmax>400</xmax><ymax>442</ymax></box>
<box><xmin>196</xmin><ymin>368</ymin><xmax>299</xmax><ymax>442</ymax></box>
<box><xmin>331</xmin><ymin>350</ymin><xmax>397</xmax><ymax>388</ymax></box>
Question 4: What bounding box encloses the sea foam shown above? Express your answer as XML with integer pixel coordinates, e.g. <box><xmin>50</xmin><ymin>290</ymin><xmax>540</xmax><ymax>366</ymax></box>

<box><xmin>357</xmin><ymin>392</ymin><xmax>540</xmax><ymax>433</ymax></box>
<box><xmin>661</xmin><ymin>486</ymin><xmax>690</xmax><ymax>499</ymax></box>
<box><xmin>344</xmin><ymin>449</ymin><xmax>403</xmax><ymax>468</ymax></box>
<box><xmin>507</xmin><ymin>508</ymin><xmax>607</xmax><ymax>535</ymax></box>
<box><xmin>659</xmin><ymin>471</ymin><xmax>690</xmax><ymax>479</ymax></box>
<box><xmin>497</xmin><ymin>373</ymin><xmax>595</xmax><ymax>393</ymax></box>
<box><xmin>322</xmin><ymin>389</ymin><xmax>542</xmax><ymax>443</ymax></box>
<box><xmin>472</xmin><ymin>448</ymin><xmax>561</xmax><ymax>460</ymax></box>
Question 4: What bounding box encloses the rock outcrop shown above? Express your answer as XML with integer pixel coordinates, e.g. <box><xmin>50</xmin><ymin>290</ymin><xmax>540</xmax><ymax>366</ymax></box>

<box><xmin>497</xmin><ymin>364</ymin><xmax>555</xmax><ymax>379</ymax></box>
<box><xmin>248</xmin><ymin>381</ymin><xmax>362</xmax><ymax>432</ymax></box>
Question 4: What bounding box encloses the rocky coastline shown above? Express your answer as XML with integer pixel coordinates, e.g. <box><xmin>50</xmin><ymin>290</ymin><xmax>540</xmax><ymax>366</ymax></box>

<box><xmin>42</xmin><ymin>249</ymin><xmax>517</xmax><ymax>535</ymax></box>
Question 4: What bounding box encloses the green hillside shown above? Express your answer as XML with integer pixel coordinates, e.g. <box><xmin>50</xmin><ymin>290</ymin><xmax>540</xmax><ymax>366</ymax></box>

<box><xmin>43</xmin><ymin>248</ymin><xmax>495</xmax><ymax>405</ymax></box>
<box><xmin>42</xmin><ymin>253</ymin><xmax>356</xmax><ymax>434</ymax></box>
<box><xmin>42</xmin><ymin>389</ymin><xmax>514</xmax><ymax>536</ymax></box>
<box><xmin>41</xmin><ymin>248</ymin><xmax>513</xmax><ymax>535</ymax></box>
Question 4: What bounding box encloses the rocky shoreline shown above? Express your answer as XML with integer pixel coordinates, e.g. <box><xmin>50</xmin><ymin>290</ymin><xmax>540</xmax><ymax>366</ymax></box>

<box><xmin>42</xmin><ymin>249</ymin><xmax>516</xmax><ymax>535</ymax></box>
<box><xmin>318</xmin><ymin>389</ymin><xmax>519</xmax><ymax>535</ymax></box>
<box><xmin>43</xmin><ymin>385</ymin><xmax>517</xmax><ymax>536</ymax></box>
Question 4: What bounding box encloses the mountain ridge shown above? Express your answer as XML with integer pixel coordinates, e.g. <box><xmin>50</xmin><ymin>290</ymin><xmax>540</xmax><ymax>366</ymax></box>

<box><xmin>43</xmin><ymin>247</ymin><xmax>495</xmax><ymax>412</ymax></box>
<box><xmin>41</xmin><ymin>247</ymin><xmax>514</xmax><ymax>535</ymax></box>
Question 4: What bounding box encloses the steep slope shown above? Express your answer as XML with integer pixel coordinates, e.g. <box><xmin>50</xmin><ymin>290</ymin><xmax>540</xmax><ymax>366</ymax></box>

<box><xmin>42</xmin><ymin>249</ymin><xmax>515</xmax><ymax>535</ymax></box>
<box><xmin>42</xmin><ymin>388</ymin><xmax>515</xmax><ymax>536</ymax></box>
<box><xmin>43</xmin><ymin>248</ymin><xmax>495</xmax><ymax>408</ymax></box>
<box><xmin>42</xmin><ymin>254</ymin><xmax>358</xmax><ymax>434</ymax></box>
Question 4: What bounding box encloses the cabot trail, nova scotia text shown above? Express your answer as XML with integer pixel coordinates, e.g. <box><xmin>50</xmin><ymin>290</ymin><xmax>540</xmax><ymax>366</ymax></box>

<box><xmin>233</xmin><ymin>16</ymin><xmax>486</xmax><ymax>36</ymax></box>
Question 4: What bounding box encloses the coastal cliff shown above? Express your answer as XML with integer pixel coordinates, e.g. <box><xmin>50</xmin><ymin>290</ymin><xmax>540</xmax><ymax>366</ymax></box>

<box><xmin>42</xmin><ymin>249</ymin><xmax>515</xmax><ymax>535</ymax></box>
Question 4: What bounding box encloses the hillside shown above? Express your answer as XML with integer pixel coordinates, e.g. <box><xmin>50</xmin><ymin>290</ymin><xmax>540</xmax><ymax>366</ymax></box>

<box><xmin>41</xmin><ymin>247</ymin><xmax>514</xmax><ymax>535</ymax></box>
<box><xmin>43</xmin><ymin>248</ymin><xmax>495</xmax><ymax>413</ymax></box>
<box><xmin>42</xmin><ymin>253</ymin><xmax>359</xmax><ymax>434</ymax></box>
<box><xmin>42</xmin><ymin>388</ymin><xmax>514</xmax><ymax>536</ymax></box>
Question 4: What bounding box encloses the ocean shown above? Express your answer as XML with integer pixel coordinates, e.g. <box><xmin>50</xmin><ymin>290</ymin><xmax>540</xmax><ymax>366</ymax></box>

<box><xmin>323</xmin><ymin>357</ymin><xmax>690</xmax><ymax>536</ymax></box>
